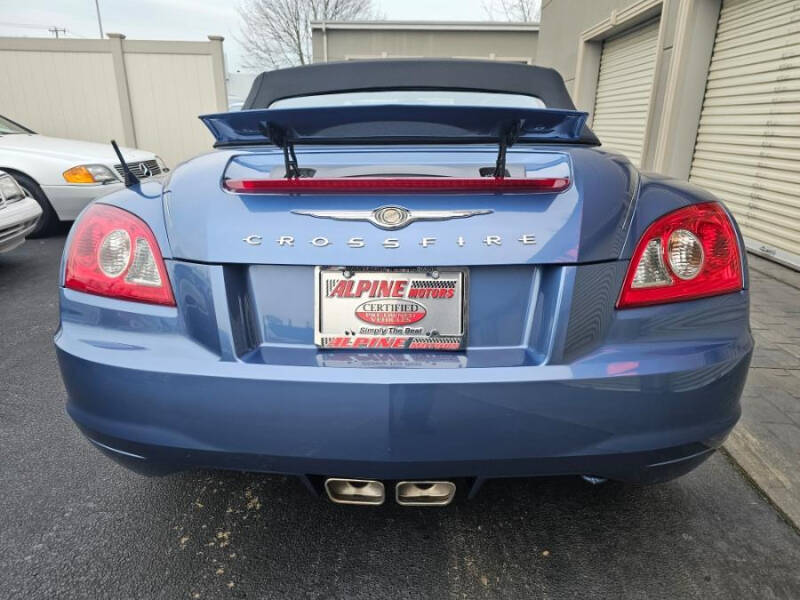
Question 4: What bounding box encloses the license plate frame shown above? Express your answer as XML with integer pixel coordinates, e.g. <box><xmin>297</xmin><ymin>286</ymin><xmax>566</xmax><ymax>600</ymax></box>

<box><xmin>314</xmin><ymin>266</ymin><xmax>468</xmax><ymax>351</ymax></box>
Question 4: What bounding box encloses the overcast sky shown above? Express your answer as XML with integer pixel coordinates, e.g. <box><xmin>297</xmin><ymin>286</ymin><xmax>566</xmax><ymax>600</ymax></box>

<box><xmin>0</xmin><ymin>0</ymin><xmax>494</xmax><ymax>72</ymax></box>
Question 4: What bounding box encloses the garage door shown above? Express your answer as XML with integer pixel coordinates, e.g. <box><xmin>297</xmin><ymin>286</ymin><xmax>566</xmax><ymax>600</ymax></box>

<box><xmin>592</xmin><ymin>19</ymin><xmax>660</xmax><ymax>168</ymax></box>
<box><xmin>689</xmin><ymin>0</ymin><xmax>800</xmax><ymax>269</ymax></box>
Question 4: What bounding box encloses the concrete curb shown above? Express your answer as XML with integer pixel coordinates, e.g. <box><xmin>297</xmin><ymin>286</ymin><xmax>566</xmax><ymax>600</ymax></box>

<box><xmin>748</xmin><ymin>253</ymin><xmax>800</xmax><ymax>291</ymax></box>
<box><xmin>723</xmin><ymin>434</ymin><xmax>800</xmax><ymax>532</ymax></box>
<box><xmin>722</xmin><ymin>252</ymin><xmax>800</xmax><ymax>532</ymax></box>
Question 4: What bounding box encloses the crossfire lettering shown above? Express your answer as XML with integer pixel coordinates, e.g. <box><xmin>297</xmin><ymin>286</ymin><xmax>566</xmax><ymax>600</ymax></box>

<box><xmin>263</xmin><ymin>234</ymin><xmax>537</xmax><ymax>248</ymax></box>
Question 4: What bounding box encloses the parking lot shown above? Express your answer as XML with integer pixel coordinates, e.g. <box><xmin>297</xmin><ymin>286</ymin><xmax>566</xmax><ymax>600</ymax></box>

<box><xmin>2</xmin><ymin>234</ymin><xmax>800</xmax><ymax>600</ymax></box>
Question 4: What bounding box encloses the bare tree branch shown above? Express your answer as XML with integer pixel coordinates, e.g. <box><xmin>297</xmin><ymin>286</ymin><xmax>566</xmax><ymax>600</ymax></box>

<box><xmin>482</xmin><ymin>0</ymin><xmax>541</xmax><ymax>22</ymax></box>
<box><xmin>238</xmin><ymin>0</ymin><xmax>378</xmax><ymax>69</ymax></box>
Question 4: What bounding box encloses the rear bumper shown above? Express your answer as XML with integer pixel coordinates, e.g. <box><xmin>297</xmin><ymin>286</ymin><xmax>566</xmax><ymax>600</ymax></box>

<box><xmin>74</xmin><ymin>420</ymin><xmax>732</xmax><ymax>486</ymax></box>
<box><xmin>56</xmin><ymin>318</ymin><xmax>752</xmax><ymax>484</ymax></box>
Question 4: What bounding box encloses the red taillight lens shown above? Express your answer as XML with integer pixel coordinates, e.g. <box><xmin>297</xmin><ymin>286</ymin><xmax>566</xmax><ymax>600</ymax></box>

<box><xmin>65</xmin><ymin>203</ymin><xmax>175</xmax><ymax>306</ymax></box>
<box><xmin>617</xmin><ymin>202</ymin><xmax>743</xmax><ymax>309</ymax></box>
<box><xmin>223</xmin><ymin>177</ymin><xmax>570</xmax><ymax>194</ymax></box>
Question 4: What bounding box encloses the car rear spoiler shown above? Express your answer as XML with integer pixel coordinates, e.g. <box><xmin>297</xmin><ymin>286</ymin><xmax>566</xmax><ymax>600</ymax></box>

<box><xmin>201</xmin><ymin>104</ymin><xmax>588</xmax><ymax>146</ymax></box>
<box><xmin>199</xmin><ymin>105</ymin><xmax>588</xmax><ymax>189</ymax></box>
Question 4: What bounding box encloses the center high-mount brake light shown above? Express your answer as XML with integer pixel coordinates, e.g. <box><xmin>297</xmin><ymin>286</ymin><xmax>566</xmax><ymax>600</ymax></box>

<box><xmin>64</xmin><ymin>203</ymin><xmax>175</xmax><ymax>306</ymax></box>
<box><xmin>617</xmin><ymin>202</ymin><xmax>743</xmax><ymax>309</ymax></box>
<box><xmin>223</xmin><ymin>177</ymin><xmax>570</xmax><ymax>194</ymax></box>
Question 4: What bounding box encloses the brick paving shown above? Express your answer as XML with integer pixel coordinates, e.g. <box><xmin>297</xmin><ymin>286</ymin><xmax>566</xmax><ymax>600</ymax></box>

<box><xmin>724</xmin><ymin>254</ymin><xmax>800</xmax><ymax>528</ymax></box>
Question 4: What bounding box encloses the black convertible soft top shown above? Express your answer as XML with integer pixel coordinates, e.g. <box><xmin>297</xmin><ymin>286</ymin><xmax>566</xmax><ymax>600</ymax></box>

<box><xmin>243</xmin><ymin>59</ymin><xmax>598</xmax><ymax>145</ymax></box>
<box><xmin>244</xmin><ymin>59</ymin><xmax>575</xmax><ymax>109</ymax></box>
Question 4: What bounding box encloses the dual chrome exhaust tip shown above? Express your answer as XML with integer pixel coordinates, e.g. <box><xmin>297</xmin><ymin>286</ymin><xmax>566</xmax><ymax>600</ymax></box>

<box><xmin>324</xmin><ymin>478</ymin><xmax>386</xmax><ymax>505</ymax></box>
<box><xmin>395</xmin><ymin>481</ymin><xmax>456</xmax><ymax>506</ymax></box>
<box><xmin>324</xmin><ymin>478</ymin><xmax>456</xmax><ymax>506</ymax></box>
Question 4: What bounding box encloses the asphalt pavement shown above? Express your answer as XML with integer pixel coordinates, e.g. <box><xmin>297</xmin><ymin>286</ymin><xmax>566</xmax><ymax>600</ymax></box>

<box><xmin>2</xmin><ymin>234</ymin><xmax>799</xmax><ymax>600</ymax></box>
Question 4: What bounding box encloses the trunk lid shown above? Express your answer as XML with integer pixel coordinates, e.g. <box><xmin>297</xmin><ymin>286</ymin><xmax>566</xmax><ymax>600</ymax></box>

<box><xmin>164</xmin><ymin>145</ymin><xmax>637</xmax><ymax>266</ymax></box>
<box><xmin>162</xmin><ymin>89</ymin><xmax>638</xmax><ymax>363</ymax></box>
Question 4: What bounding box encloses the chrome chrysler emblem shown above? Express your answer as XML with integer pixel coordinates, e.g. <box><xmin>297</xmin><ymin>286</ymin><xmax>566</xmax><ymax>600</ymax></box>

<box><xmin>291</xmin><ymin>205</ymin><xmax>492</xmax><ymax>230</ymax></box>
<box><xmin>374</xmin><ymin>206</ymin><xmax>409</xmax><ymax>228</ymax></box>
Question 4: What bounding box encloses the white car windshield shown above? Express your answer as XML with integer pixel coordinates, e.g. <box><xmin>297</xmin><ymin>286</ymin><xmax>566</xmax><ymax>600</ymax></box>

<box><xmin>0</xmin><ymin>115</ymin><xmax>29</xmax><ymax>135</ymax></box>
<box><xmin>271</xmin><ymin>90</ymin><xmax>546</xmax><ymax>109</ymax></box>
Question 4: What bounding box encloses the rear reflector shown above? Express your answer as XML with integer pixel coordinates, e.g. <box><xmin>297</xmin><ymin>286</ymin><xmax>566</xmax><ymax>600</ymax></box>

<box><xmin>223</xmin><ymin>177</ymin><xmax>570</xmax><ymax>194</ymax></box>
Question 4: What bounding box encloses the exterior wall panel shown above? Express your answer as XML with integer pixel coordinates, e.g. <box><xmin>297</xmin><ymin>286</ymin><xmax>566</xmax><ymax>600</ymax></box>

<box><xmin>0</xmin><ymin>49</ymin><xmax>125</xmax><ymax>143</ymax></box>
<box><xmin>312</xmin><ymin>23</ymin><xmax>538</xmax><ymax>64</ymax></box>
<box><xmin>125</xmin><ymin>52</ymin><xmax>220</xmax><ymax>167</ymax></box>
<box><xmin>536</xmin><ymin>0</ymin><xmax>640</xmax><ymax>87</ymax></box>
<box><xmin>689</xmin><ymin>0</ymin><xmax>800</xmax><ymax>268</ymax></box>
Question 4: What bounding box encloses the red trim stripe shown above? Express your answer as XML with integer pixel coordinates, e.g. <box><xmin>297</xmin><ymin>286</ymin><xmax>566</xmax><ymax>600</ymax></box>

<box><xmin>224</xmin><ymin>177</ymin><xmax>570</xmax><ymax>194</ymax></box>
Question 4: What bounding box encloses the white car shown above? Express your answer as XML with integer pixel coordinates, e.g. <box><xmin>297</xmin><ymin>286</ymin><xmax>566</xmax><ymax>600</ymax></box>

<box><xmin>0</xmin><ymin>115</ymin><xmax>167</xmax><ymax>236</ymax></box>
<box><xmin>0</xmin><ymin>170</ymin><xmax>42</xmax><ymax>253</ymax></box>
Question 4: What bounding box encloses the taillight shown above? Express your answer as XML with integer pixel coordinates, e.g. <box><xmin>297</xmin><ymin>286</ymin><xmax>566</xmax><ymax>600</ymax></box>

<box><xmin>617</xmin><ymin>202</ymin><xmax>742</xmax><ymax>309</ymax></box>
<box><xmin>223</xmin><ymin>177</ymin><xmax>570</xmax><ymax>194</ymax></box>
<box><xmin>65</xmin><ymin>203</ymin><xmax>175</xmax><ymax>306</ymax></box>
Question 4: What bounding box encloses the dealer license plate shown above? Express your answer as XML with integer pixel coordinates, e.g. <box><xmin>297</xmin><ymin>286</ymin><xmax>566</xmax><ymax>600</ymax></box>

<box><xmin>315</xmin><ymin>267</ymin><xmax>467</xmax><ymax>350</ymax></box>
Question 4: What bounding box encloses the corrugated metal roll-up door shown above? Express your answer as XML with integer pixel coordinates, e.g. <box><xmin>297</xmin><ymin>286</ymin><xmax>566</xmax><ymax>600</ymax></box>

<box><xmin>690</xmin><ymin>0</ymin><xmax>800</xmax><ymax>269</ymax></box>
<box><xmin>591</xmin><ymin>19</ymin><xmax>660</xmax><ymax>168</ymax></box>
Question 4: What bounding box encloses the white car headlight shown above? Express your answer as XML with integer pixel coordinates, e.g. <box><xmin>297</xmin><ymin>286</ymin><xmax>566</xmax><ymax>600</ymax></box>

<box><xmin>0</xmin><ymin>173</ymin><xmax>26</xmax><ymax>203</ymax></box>
<box><xmin>63</xmin><ymin>164</ymin><xmax>120</xmax><ymax>184</ymax></box>
<box><xmin>155</xmin><ymin>156</ymin><xmax>169</xmax><ymax>173</ymax></box>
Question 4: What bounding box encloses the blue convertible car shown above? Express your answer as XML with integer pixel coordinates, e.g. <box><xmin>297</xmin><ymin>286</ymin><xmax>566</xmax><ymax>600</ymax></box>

<box><xmin>56</xmin><ymin>60</ymin><xmax>752</xmax><ymax>506</ymax></box>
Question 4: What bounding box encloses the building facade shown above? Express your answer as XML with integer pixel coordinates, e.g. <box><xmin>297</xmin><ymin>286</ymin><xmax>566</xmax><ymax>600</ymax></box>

<box><xmin>311</xmin><ymin>21</ymin><xmax>538</xmax><ymax>64</ymax></box>
<box><xmin>537</xmin><ymin>0</ymin><xmax>800</xmax><ymax>270</ymax></box>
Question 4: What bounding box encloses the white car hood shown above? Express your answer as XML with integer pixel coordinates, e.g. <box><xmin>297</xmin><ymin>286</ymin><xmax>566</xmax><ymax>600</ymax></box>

<box><xmin>0</xmin><ymin>134</ymin><xmax>154</xmax><ymax>164</ymax></box>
